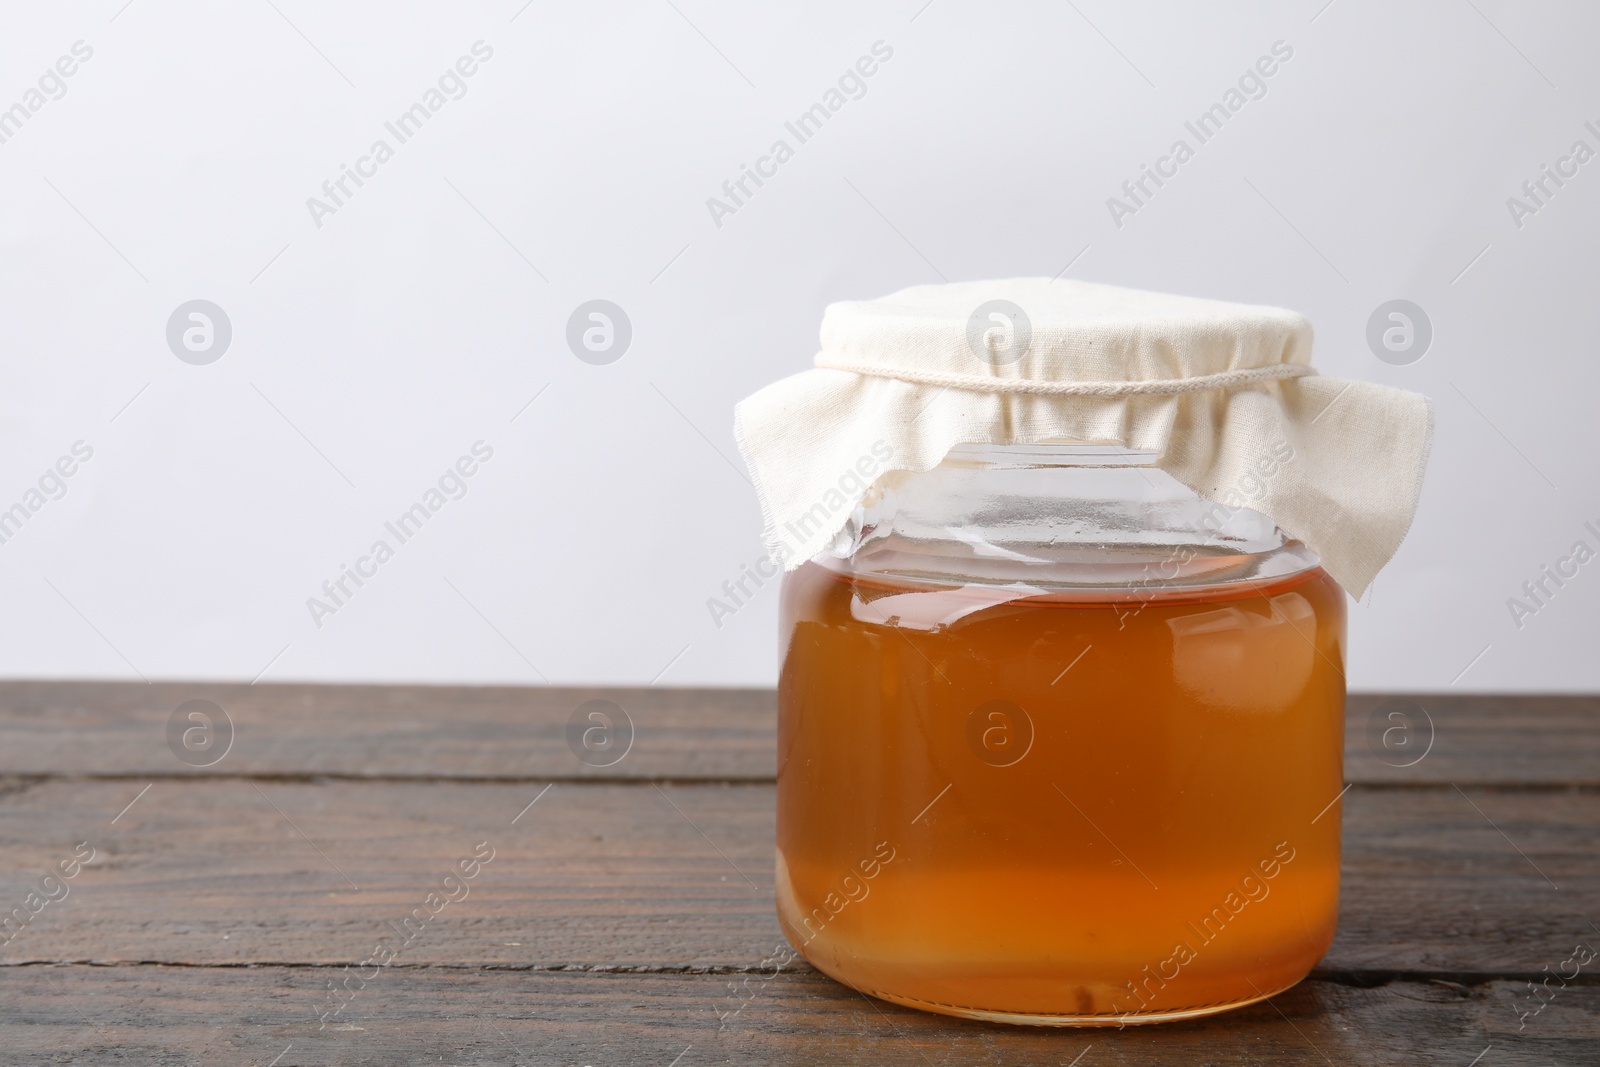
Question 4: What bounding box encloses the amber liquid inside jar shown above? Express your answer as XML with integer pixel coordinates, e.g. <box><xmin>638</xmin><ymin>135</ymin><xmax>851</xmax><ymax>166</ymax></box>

<box><xmin>774</xmin><ymin>444</ymin><xmax>1347</xmax><ymax>1025</ymax></box>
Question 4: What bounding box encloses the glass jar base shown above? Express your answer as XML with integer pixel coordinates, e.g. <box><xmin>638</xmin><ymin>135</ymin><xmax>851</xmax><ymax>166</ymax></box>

<box><xmin>842</xmin><ymin>974</ymin><xmax>1303</xmax><ymax>1028</ymax></box>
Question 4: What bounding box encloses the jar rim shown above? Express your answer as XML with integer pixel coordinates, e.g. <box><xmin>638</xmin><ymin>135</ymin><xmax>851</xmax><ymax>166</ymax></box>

<box><xmin>940</xmin><ymin>441</ymin><xmax>1160</xmax><ymax>469</ymax></box>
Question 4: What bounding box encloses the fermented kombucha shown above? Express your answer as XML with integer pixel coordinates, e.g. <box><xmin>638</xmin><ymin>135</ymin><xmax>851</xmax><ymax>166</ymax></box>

<box><xmin>776</xmin><ymin>558</ymin><xmax>1346</xmax><ymax>1025</ymax></box>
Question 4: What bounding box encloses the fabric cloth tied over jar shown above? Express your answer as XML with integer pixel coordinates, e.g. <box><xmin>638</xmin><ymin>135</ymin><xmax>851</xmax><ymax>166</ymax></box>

<box><xmin>733</xmin><ymin>278</ymin><xmax>1433</xmax><ymax>598</ymax></box>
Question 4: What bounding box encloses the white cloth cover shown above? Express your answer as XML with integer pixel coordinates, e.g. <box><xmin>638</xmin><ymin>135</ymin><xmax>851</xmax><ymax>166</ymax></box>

<box><xmin>732</xmin><ymin>279</ymin><xmax>1433</xmax><ymax>599</ymax></box>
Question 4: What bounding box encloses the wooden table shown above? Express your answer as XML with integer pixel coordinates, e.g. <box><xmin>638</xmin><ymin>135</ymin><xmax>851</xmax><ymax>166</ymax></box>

<box><xmin>1</xmin><ymin>683</ymin><xmax>1595</xmax><ymax>1064</ymax></box>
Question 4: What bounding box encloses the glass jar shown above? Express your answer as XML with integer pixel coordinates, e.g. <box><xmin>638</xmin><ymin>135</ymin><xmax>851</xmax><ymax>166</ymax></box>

<box><xmin>775</xmin><ymin>442</ymin><xmax>1346</xmax><ymax>1026</ymax></box>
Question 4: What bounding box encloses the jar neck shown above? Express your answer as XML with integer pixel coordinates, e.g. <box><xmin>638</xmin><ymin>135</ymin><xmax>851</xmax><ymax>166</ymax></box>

<box><xmin>829</xmin><ymin>441</ymin><xmax>1321</xmax><ymax>592</ymax></box>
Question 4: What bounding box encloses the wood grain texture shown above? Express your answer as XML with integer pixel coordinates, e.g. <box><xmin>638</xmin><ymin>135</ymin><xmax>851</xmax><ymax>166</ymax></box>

<box><xmin>1</xmin><ymin>683</ymin><xmax>1595</xmax><ymax>783</ymax></box>
<box><xmin>2</xmin><ymin>683</ymin><xmax>1596</xmax><ymax>1062</ymax></box>
<box><xmin>1342</xmin><ymin>693</ymin><xmax>1600</xmax><ymax>786</ymax></box>
<box><xmin>1</xmin><ymin>966</ymin><xmax>1591</xmax><ymax>1066</ymax></box>
<box><xmin>0</xmin><ymin>681</ymin><xmax>776</xmax><ymax>780</ymax></box>
<box><xmin>1</xmin><ymin>779</ymin><xmax>1594</xmax><ymax>975</ymax></box>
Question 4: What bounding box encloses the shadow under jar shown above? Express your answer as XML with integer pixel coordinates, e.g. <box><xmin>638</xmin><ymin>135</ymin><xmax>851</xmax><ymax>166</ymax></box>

<box><xmin>775</xmin><ymin>443</ymin><xmax>1346</xmax><ymax>1026</ymax></box>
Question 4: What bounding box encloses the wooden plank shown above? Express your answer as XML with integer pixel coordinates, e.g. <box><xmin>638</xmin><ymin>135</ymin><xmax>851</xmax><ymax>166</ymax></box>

<box><xmin>2</xmin><ymin>683</ymin><xmax>1596</xmax><ymax>785</ymax></box>
<box><xmin>1343</xmin><ymin>693</ymin><xmax>1600</xmax><ymax>786</ymax></box>
<box><xmin>0</xmin><ymin>681</ymin><xmax>776</xmax><ymax>781</ymax></box>
<box><xmin>2</xmin><ymin>779</ymin><xmax>1594</xmax><ymax>975</ymax></box>
<box><xmin>1</xmin><ymin>966</ymin><xmax>1592</xmax><ymax>1065</ymax></box>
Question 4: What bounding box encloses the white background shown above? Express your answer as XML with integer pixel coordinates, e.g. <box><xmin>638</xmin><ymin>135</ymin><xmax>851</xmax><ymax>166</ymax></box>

<box><xmin>0</xmin><ymin>0</ymin><xmax>1594</xmax><ymax>691</ymax></box>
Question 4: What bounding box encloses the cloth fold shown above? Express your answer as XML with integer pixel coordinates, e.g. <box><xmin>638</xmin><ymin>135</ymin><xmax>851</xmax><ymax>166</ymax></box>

<box><xmin>733</xmin><ymin>279</ymin><xmax>1432</xmax><ymax>598</ymax></box>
